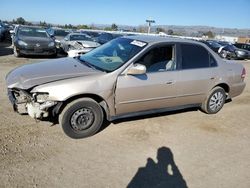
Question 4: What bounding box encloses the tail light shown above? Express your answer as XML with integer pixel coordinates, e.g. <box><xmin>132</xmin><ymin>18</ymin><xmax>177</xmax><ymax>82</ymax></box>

<box><xmin>241</xmin><ymin>67</ymin><xmax>246</xmax><ymax>79</ymax></box>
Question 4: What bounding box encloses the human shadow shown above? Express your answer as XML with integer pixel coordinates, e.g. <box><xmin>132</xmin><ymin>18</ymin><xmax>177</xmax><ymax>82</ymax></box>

<box><xmin>127</xmin><ymin>147</ymin><xmax>188</xmax><ymax>188</ymax></box>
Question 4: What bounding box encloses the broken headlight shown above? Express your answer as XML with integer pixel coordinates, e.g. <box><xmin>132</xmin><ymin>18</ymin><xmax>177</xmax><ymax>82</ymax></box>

<box><xmin>34</xmin><ymin>93</ymin><xmax>49</xmax><ymax>103</ymax></box>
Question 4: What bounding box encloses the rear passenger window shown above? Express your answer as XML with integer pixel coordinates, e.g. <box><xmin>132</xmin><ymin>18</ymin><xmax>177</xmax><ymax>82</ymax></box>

<box><xmin>181</xmin><ymin>44</ymin><xmax>210</xmax><ymax>69</ymax></box>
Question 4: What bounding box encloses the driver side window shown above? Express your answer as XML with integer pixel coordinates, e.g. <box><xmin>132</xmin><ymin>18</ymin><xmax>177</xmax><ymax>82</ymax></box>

<box><xmin>136</xmin><ymin>45</ymin><xmax>176</xmax><ymax>73</ymax></box>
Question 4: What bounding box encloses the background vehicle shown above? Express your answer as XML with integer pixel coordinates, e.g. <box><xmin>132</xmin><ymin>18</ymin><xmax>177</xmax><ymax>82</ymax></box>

<box><xmin>234</xmin><ymin>43</ymin><xmax>250</xmax><ymax>52</ymax></box>
<box><xmin>60</xmin><ymin>33</ymin><xmax>100</xmax><ymax>55</ymax></box>
<box><xmin>80</xmin><ymin>30</ymin><xmax>101</xmax><ymax>39</ymax></box>
<box><xmin>48</xmin><ymin>28</ymin><xmax>71</xmax><ymax>46</ymax></box>
<box><xmin>0</xmin><ymin>22</ymin><xmax>9</xmax><ymax>41</ymax></box>
<box><xmin>94</xmin><ymin>32</ymin><xmax>122</xmax><ymax>44</ymax></box>
<box><xmin>6</xmin><ymin>36</ymin><xmax>246</xmax><ymax>139</ymax></box>
<box><xmin>12</xmin><ymin>25</ymin><xmax>57</xmax><ymax>57</ymax></box>
<box><xmin>217</xmin><ymin>42</ymin><xmax>249</xmax><ymax>60</ymax></box>
<box><xmin>201</xmin><ymin>40</ymin><xmax>222</xmax><ymax>52</ymax></box>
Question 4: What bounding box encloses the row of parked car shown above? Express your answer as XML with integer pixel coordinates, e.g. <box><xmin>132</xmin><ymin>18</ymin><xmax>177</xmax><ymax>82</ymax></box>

<box><xmin>10</xmin><ymin>25</ymin><xmax>128</xmax><ymax>57</ymax></box>
<box><xmin>5</xmin><ymin>24</ymin><xmax>250</xmax><ymax>60</ymax></box>
<box><xmin>201</xmin><ymin>40</ymin><xmax>250</xmax><ymax>60</ymax></box>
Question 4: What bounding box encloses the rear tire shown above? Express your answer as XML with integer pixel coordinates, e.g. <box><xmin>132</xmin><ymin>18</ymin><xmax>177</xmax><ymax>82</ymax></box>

<box><xmin>201</xmin><ymin>87</ymin><xmax>226</xmax><ymax>114</ymax></box>
<box><xmin>59</xmin><ymin>98</ymin><xmax>103</xmax><ymax>139</ymax></box>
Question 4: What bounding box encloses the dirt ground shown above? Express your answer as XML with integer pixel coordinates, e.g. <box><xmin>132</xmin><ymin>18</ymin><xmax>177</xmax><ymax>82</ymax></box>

<box><xmin>0</xmin><ymin>42</ymin><xmax>250</xmax><ymax>188</ymax></box>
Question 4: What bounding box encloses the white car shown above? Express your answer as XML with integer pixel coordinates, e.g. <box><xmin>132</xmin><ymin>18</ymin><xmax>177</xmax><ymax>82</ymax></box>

<box><xmin>61</xmin><ymin>33</ymin><xmax>100</xmax><ymax>56</ymax></box>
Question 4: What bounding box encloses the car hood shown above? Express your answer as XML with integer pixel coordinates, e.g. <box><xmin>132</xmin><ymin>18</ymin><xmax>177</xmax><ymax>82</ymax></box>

<box><xmin>6</xmin><ymin>57</ymin><xmax>101</xmax><ymax>89</ymax></box>
<box><xmin>70</xmin><ymin>40</ymin><xmax>100</xmax><ymax>48</ymax></box>
<box><xmin>19</xmin><ymin>36</ymin><xmax>53</xmax><ymax>44</ymax></box>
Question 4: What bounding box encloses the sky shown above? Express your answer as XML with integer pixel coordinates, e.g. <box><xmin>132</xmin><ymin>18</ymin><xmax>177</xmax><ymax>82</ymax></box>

<box><xmin>0</xmin><ymin>0</ymin><xmax>250</xmax><ymax>29</ymax></box>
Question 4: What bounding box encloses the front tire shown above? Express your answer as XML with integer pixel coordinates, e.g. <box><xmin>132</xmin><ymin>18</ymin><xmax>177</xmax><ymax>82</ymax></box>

<box><xmin>201</xmin><ymin>87</ymin><xmax>226</xmax><ymax>114</ymax></box>
<box><xmin>59</xmin><ymin>98</ymin><xmax>104</xmax><ymax>139</ymax></box>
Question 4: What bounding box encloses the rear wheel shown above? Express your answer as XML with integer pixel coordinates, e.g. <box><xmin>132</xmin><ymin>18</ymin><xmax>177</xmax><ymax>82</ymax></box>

<box><xmin>201</xmin><ymin>87</ymin><xmax>226</xmax><ymax>114</ymax></box>
<box><xmin>59</xmin><ymin>98</ymin><xmax>103</xmax><ymax>139</ymax></box>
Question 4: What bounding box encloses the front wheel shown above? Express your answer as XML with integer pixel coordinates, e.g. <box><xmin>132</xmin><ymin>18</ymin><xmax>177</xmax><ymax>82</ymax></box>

<box><xmin>59</xmin><ymin>98</ymin><xmax>104</xmax><ymax>139</ymax></box>
<box><xmin>201</xmin><ymin>87</ymin><xmax>226</xmax><ymax>114</ymax></box>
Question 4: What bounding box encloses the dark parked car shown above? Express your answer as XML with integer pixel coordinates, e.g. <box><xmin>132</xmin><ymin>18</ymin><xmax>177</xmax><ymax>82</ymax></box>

<box><xmin>50</xmin><ymin>28</ymin><xmax>70</xmax><ymax>42</ymax></box>
<box><xmin>0</xmin><ymin>22</ymin><xmax>8</xmax><ymax>41</ymax></box>
<box><xmin>234</xmin><ymin>43</ymin><xmax>250</xmax><ymax>52</ymax></box>
<box><xmin>201</xmin><ymin>40</ymin><xmax>222</xmax><ymax>52</ymax></box>
<box><xmin>13</xmin><ymin>25</ymin><xmax>57</xmax><ymax>57</ymax></box>
<box><xmin>95</xmin><ymin>32</ymin><xmax>123</xmax><ymax>44</ymax></box>
<box><xmin>217</xmin><ymin>42</ymin><xmax>249</xmax><ymax>60</ymax></box>
<box><xmin>80</xmin><ymin>30</ymin><xmax>101</xmax><ymax>38</ymax></box>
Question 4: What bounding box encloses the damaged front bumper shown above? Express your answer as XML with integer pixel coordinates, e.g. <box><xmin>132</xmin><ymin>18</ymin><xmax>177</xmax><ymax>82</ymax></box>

<box><xmin>7</xmin><ymin>88</ymin><xmax>58</xmax><ymax>119</ymax></box>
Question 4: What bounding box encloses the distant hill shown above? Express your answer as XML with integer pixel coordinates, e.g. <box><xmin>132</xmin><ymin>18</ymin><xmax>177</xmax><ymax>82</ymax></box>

<box><xmin>112</xmin><ymin>24</ymin><xmax>250</xmax><ymax>37</ymax></box>
<box><xmin>151</xmin><ymin>25</ymin><xmax>250</xmax><ymax>37</ymax></box>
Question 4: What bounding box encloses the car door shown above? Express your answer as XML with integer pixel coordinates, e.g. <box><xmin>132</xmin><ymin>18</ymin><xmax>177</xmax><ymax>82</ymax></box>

<box><xmin>115</xmin><ymin>45</ymin><xmax>180</xmax><ymax>115</ymax></box>
<box><xmin>176</xmin><ymin>43</ymin><xmax>219</xmax><ymax>105</ymax></box>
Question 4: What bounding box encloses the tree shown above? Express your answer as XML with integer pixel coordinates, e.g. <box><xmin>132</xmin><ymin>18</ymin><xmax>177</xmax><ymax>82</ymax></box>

<box><xmin>137</xmin><ymin>26</ymin><xmax>147</xmax><ymax>33</ymax></box>
<box><xmin>156</xmin><ymin>27</ymin><xmax>165</xmax><ymax>33</ymax></box>
<box><xmin>16</xmin><ymin>17</ymin><xmax>26</xmax><ymax>25</ymax></box>
<box><xmin>104</xmin><ymin>27</ymin><xmax>112</xmax><ymax>31</ymax></box>
<box><xmin>167</xmin><ymin>29</ymin><xmax>174</xmax><ymax>35</ymax></box>
<box><xmin>111</xmin><ymin>23</ymin><xmax>118</xmax><ymax>31</ymax></box>
<box><xmin>39</xmin><ymin>21</ymin><xmax>48</xmax><ymax>27</ymax></box>
<box><xmin>77</xmin><ymin>24</ymin><xmax>89</xmax><ymax>29</ymax></box>
<box><xmin>204</xmin><ymin>31</ymin><xmax>214</xmax><ymax>38</ymax></box>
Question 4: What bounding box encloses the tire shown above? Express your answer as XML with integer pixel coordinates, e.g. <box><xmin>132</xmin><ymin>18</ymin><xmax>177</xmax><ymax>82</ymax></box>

<box><xmin>201</xmin><ymin>87</ymin><xmax>226</xmax><ymax>114</ymax></box>
<box><xmin>220</xmin><ymin>50</ymin><xmax>227</xmax><ymax>59</ymax></box>
<box><xmin>13</xmin><ymin>46</ymin><xmax>21</xmax><ymax>57</ymax></box>
<box><xmin>59</xmin><ymin>98</ymin><xmax>104</xmax><ymax>139</ymax></box>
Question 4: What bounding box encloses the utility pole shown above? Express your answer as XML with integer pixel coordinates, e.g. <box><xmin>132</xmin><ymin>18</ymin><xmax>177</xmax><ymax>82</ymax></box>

<box><xmin>146</xmin><ymin>19</ymin><xmax>155</xmax><ymax>34</ymax></box>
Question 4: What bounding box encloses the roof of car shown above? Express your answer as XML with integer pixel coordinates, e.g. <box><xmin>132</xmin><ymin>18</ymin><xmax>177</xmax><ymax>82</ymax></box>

<box><xmin>124</xmin><ymin>35</ymin><xmax>202</xmax><ymax>45</ymax></box>
<box><xmin>69</xmin><ymin>33</ymin><xmax>89</xmax><ymax>36</ymax></box>
<box><xmin>18</xmin><ymin>25</ymin><xmax>45</xmax><ymax>29</ymax></box>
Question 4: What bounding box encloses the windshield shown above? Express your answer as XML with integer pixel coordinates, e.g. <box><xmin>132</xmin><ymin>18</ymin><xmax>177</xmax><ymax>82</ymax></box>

<box><xmin>55</xmin><ymin>30</ymin><xmax>70</xmax><ymax>37</ymax></box>
<box><xmin>226</xmin><ymin>44</ymin><xmax>237</xmax><ymax>51</ymax></box>
<box><xmin>79</xmin><ymin>38</ymin><xmax>147</xmax><ymax>72</ymax></box>
<box><xmin>208</xmin><ymin>41</ymin><xmax>221</xmax><ymax>48</ymax></box>
<box><xmin>18</xmin><ymin>27</ymin><xmax>49</xmax><ymax>38</ymax></box>
<box><xmin>70</xmin><ymin>34</ymin><xmax>93</xmax><ymax>41</ymax></box>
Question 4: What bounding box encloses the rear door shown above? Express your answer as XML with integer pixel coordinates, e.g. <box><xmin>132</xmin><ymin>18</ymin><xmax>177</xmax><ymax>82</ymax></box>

<box><xmin>177</xmin><ymin>43</ymin><xmax>219</xmax><ymax>105</ymax></box>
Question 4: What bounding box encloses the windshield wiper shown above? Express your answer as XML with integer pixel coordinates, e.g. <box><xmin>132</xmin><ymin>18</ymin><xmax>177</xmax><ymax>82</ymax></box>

<box><xmin>76</xmin><ymin>56</ymin><xmax>107</xmax><ymax>73</ymax></box>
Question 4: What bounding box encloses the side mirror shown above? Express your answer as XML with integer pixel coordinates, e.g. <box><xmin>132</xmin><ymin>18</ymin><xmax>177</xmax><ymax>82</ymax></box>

<box><xmin>127</xmin><ymin>63</ymin><xmax>146</xmax><ymax>75</ymax></box>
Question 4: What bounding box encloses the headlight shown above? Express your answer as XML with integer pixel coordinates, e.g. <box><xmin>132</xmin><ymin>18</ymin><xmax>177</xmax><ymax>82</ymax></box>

<box><xmin>34</xmin><ymin>93</ymin><xmax>49</xmax><ymax>103</ymax></box>
<box><xmin>48</xmin><ymin>42</ymin><xmax>55</xmax><ymax>47</ymax></box>
<box><xmin>18</xmin><ymin>40</ymin><xmax>28</xmax><ymax>46</ymax></box>
<box><xmin>237</xmin><ymin>50</ymin><xmax>245</xmax><ymax>55</ymax></box>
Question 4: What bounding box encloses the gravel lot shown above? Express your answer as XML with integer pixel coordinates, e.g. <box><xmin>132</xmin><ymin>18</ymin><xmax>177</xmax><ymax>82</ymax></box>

<box><xmin>0</xmin><ymin>42</ymin><xmax>250</xmax><ymax>188</ymax></box>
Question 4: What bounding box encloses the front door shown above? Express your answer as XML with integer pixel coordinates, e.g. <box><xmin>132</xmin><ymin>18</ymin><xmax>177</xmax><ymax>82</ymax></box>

<box><xmin>115</xmin><ymin>45</ymin><xmax>179</xmax><ymax>115</ymax></box>
<box><xmin>115</xmin><ymin>71</ymin><xmax>179</xmax><ymax>115</ymax></box>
